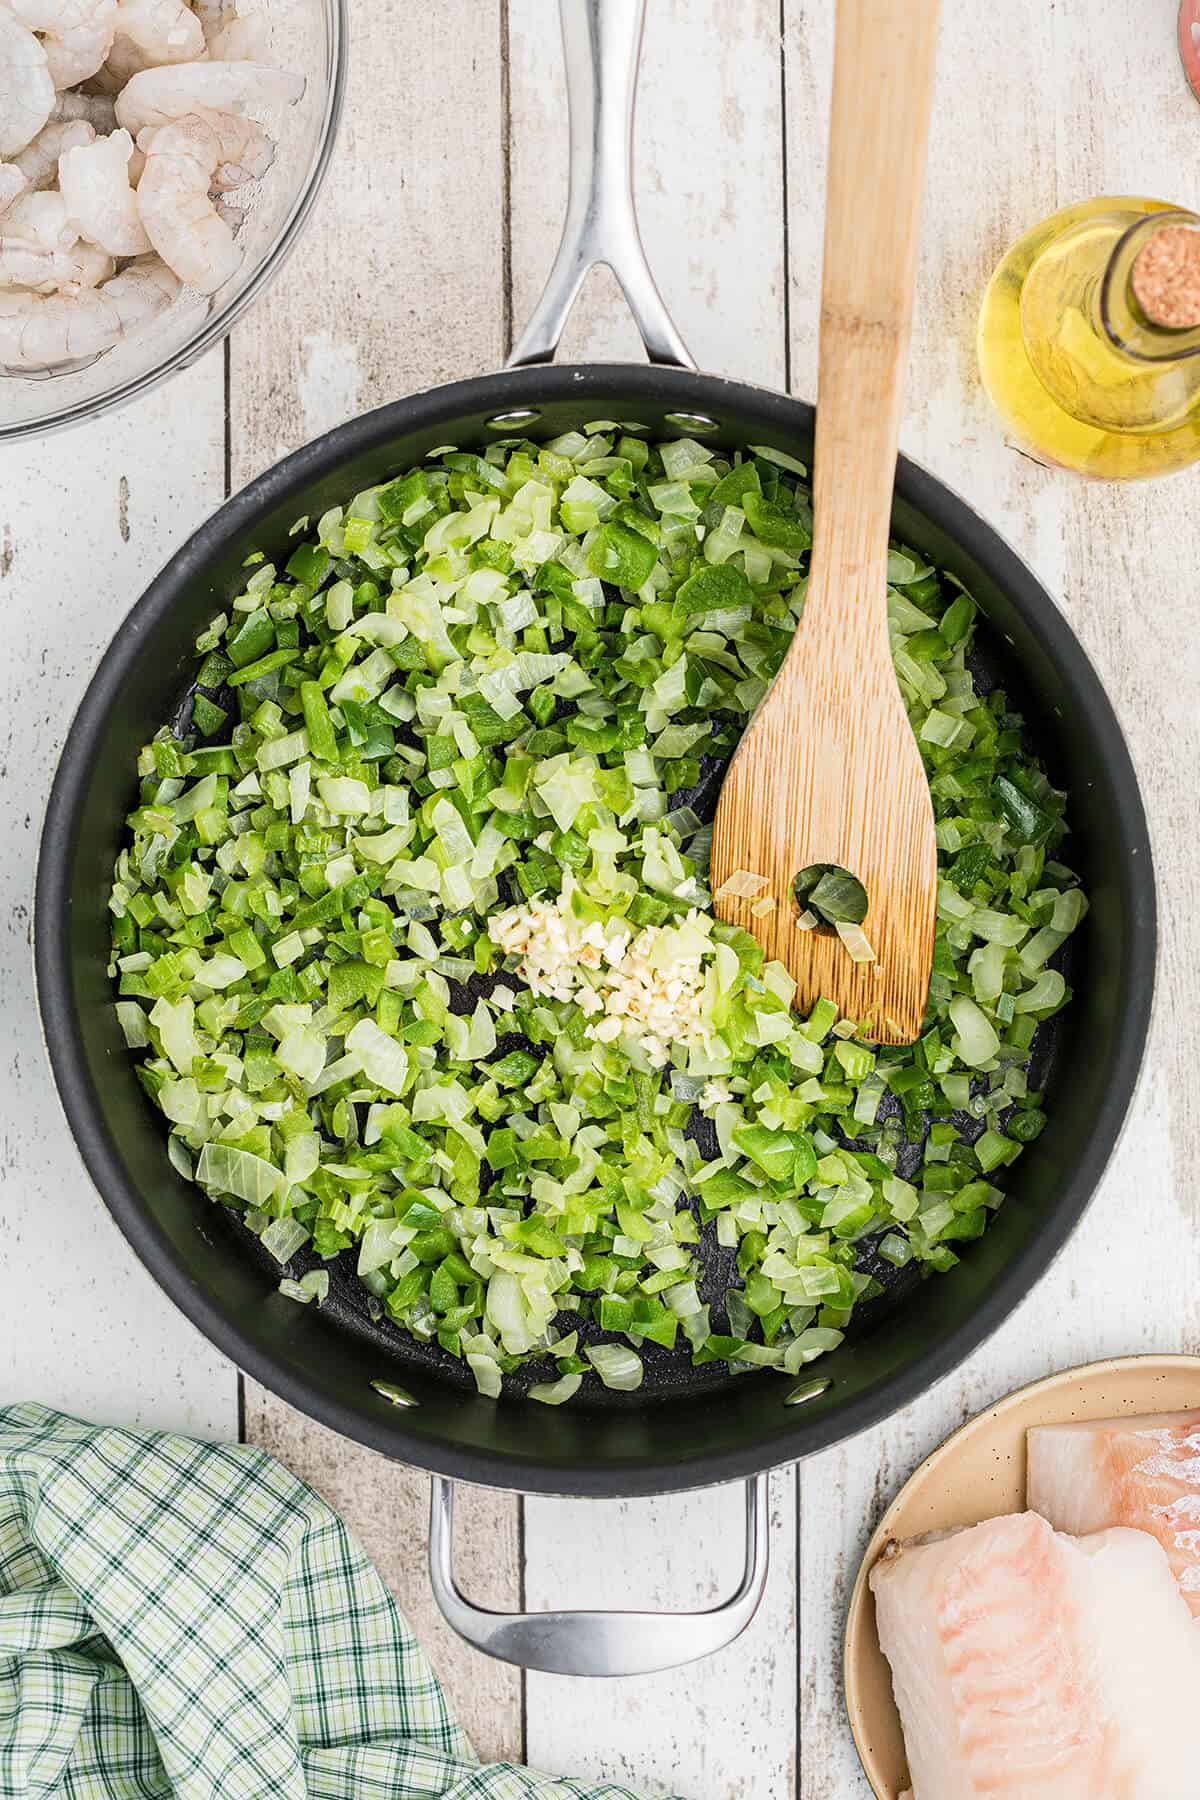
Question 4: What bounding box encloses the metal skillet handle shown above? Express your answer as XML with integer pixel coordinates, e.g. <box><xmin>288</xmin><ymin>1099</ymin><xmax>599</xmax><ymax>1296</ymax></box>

<box><xmin>507</xmin><ymin>0</ymin><xmax>696</xmax><ymax>371</ymax></box>
<box><xmin>429</xmin><ymin>1473</ymin><xmax>769</xmax><ymax>1676</ymax></box>
<box><xmin>453</xmin><ymin>0</ymin><xmax>744</xmax><ymax>1687</ymax></box>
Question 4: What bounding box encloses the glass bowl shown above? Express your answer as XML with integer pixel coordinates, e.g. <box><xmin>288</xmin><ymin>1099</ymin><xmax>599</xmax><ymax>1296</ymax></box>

<box><xmin>0</xmin><ymin>0</ymin><xmax>347</xmax><ymax>443</ymax></box>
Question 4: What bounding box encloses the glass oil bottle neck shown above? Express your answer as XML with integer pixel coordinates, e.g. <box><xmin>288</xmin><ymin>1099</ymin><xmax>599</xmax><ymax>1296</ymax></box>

<box><xmin>1099</xmin><ymin>209</ymin><xmax>1200</xmax><ymax>364</ymax></box>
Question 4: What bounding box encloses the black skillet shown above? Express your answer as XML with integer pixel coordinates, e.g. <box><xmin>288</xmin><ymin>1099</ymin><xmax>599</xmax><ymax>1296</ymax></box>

<box><xmin>35</xmin><ymin>0</ymin><xmax>1155</xmax><ymax>1675</ymax></box>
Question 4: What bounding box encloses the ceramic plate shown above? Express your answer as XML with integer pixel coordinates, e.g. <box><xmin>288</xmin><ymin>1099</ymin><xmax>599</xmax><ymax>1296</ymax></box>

<box><xmin>843</xmin><ymin>1353</ymin><xmax>1200</xmax><ymax>1799</ymax></box>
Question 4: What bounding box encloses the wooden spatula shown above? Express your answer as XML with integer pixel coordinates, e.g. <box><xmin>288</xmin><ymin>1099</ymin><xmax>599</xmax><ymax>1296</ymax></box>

<box><xmin>710</xmin><ymin>0</ymin><xmax>942</xmax><ymax>1045</ymax></box>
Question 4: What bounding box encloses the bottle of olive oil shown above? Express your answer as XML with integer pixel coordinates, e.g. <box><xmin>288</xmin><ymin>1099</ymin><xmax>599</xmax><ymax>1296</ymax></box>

<box><xmin>977</xmin><ymin>199</ymin><xmax>1200</xmax><ymax>478</ymax></box>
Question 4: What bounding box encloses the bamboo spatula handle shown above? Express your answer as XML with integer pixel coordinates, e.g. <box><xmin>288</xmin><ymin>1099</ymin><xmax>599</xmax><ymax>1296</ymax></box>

<box><xmin>709</xmin><ymin>0</ymin><xmax>942</xmax><ymax>1042</ymax></box>
<box><xmin>806</xmin><ymin>0</ymin><xmax>942</xmax><ymax>650</ymax></box>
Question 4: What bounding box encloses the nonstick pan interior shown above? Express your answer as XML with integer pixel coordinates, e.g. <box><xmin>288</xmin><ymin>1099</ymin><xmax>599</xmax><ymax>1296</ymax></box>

<box><xmin>36</xmin><ymin>366</ymin><xmax>1155</xmax><ymax>1496</ymax></box>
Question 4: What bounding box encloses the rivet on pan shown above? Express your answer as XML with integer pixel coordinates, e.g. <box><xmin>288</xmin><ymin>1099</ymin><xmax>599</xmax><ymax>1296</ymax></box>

<box><xmin>784</xmin><ymin>1376</ymin><xmax>831</xmax><ymax>1407</ymax></box>
<box><xmin>663</xmin><ymin>410</ymin><xmax>719</xmax><ymax>434</ymax></box>
<box><xmin>486</xmin><ymin>409</ymin><xmax>541</xmax><ymax>429</ymax></box>
<box><xmin>372</xmin><ymin>1379</ymin><xmax>419</xmax><ymax>1409</ymax></box>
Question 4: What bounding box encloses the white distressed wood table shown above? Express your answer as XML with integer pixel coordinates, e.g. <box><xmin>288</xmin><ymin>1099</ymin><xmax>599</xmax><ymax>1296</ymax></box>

<box><xmin>3</xmin><ymin>3</ymin><xmax>1197</xmax><ymax>1794</ymax></box>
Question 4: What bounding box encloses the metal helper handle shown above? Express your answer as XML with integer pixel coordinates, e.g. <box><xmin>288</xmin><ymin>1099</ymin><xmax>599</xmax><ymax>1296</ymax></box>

<box><xmin>507</xmin><ymin>0</ymin><xmax>695</xmax><ymax>370</ymax></box>
<box><xmin>428</xmin><ymin>1474</ymin><xmax>769</xmax><ymax>1677</ymax></box>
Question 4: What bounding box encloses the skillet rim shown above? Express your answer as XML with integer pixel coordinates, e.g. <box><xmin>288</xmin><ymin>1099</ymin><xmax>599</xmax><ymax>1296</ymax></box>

<box><xmin>33</xmin><ymin>363</ymin><xmax>1157</xmax><ymax>1496</ymax></box>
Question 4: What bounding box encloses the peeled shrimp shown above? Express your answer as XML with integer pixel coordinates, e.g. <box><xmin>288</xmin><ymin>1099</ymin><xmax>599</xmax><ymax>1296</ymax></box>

<box><xmin>12</xmin><ymin>115</ymin><xmax>93</xmax><ymax>187</ymax></box>
<box><xmin>207</xmin><ymin>15</ymin><xmax>265</xmax><ymax>60</ymax></box>
<box><xmin>134</xmin><ymin>110</ymin><xmax>239</xmax><ymax>291</ymax></box>
<box><xmin>0</xmin><ymin>236</ymin><xmax>81</xmax><ymax>289</ymax></box>
<box><xmin>108</xmin><ymin>0</ymin><xmax>203</xmax><ymax>73</ymax></box>
<box><xmin>0</xmin><ymin>249</ymin><xmax>176</xmax><ymax>366</ymax></box>
<box><xmin>9</xmin><ymin>0</ymin><xmax>119</xmax><ymax>91</ymax></box>
<box><xmin>0</xmin><ymin>165</ymin><xmax>28</xmax><ymax>215</ymax></box>
<box><xmin>71</xmin><ymin>236</ymin><xmax>113</xmax><ymax>285</ymax></box>
<box><xmin>0</xmin><ymin>284</ymin><xmax>109</xmax><ymax>364</ymax></box>
<box><xmin>0</xmin><ymin>0</ymin><xmax>300</xmax><ymax>374</ymax></box>
<box><xmin>59</xmin><ymin>126</ymin><xmax>149</xmax><ymax>254</ymax></box>
<box><xmin>3</xmin><ymin>185</ymin><xmax>77</xmax><ymax>250</ymax></box>
<box><xmin>192</xmin><ymin>0</ymin><xmax>266</xmax><ymax>63</ymax></box>
<box><xmin>115</xmin><ymin>59</ymin><xmax>304</xmax><ymax>136</ymax></box>
<box><xmin>102</xmin><ymin>246</ymin><xmax>175</xmax><ymax>309</ymax></box>
<box><xmin>94</xmin><ymin>34</ymin><xmax>137</xmax><ymax>87</ymax></box>
<box><xmin>98</xmin><ymin>32</ymin><xmax>144</xmax><ymax>86</ymax></box>
<box><xmin>0</xmin><ymin>10</ymin><xmax>56</xmax><ymax>156</ymax></box>
<box><xmin>189</xmin><ymin>0</ymin><xmax>227</xmax><ymax>44</ymax></box>
<box><xmin>182</xmin><ymin>105</ymin><xmax>272</xmax><ymax>188</ymax></box>
<box><xmin>187</xmin><ymin>0</ymin><xmax>226</xmax><ymax>36</ymax></box>
<box><xmin>51</xmin><ymin>88</ymin><xmax>115</xmax><ymax>130</ymax></box>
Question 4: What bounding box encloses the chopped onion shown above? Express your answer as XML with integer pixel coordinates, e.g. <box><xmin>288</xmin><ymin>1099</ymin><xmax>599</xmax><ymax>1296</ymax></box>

<box><xmin>468</xmin><ymin>1354</ymin><xmax>503</xmax><ymax>1398</ymax></box>
<box><xmin>714</xmin><ymin>870</ymin><xmax>768</xmax><ymax>900</ymax></box>
<box><xmin>834</xmin><ymin>921</ymin><xmax>876</xmax><ymax>964</ymax></box>
<box><xmin>345</xmin><ymin>1019</ymin><xmax>410</xmax><ymax>1097</ymax></box>
<box><xmin>197</xmin><ymin>1143</ymin><xmax>285</xmax><ymax>1208</ymax></box>
<box><xmin>528</xmin><ymin>1373</ymin><xmax>583</xmax><ymax>1405</ymax></box>
<box><xmin>585</xmin><ymin>1344</ymin><xmax>645</xmax><ymax>1391</ymax></box>
<box><xmin>949</xmin><ymin>993</ymin><xmax>1000</xmax><ymax>1067</ymax></box>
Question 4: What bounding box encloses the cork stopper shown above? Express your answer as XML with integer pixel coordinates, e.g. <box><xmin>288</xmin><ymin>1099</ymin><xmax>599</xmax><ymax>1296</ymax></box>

<box><xmin>1130</xmin><ymin>223</ymin><xmax>1200</xmax><ymax>329</ymax></box>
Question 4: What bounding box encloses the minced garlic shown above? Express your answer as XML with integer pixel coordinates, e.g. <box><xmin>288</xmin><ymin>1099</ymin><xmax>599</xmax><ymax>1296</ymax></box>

<box><xmin>488</xmin><ymin>877</ymin><xmax>712</xmax><ymax>1068</ymax></box>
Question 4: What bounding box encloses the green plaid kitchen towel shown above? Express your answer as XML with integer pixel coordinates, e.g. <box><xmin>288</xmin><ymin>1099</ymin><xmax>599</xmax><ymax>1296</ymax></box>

<box><xmin>0</xmin><ymin>1404</ymin><xmax>684</xmax><ymax>1800</ymax></box>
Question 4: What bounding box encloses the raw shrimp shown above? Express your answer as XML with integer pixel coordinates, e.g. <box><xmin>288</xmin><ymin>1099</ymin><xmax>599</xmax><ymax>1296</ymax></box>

<box><xmin>115</xmin><ymin>59</ymin><xmax>304</xmax><ymax>136</ymax></box>
<box><xmin>192</xmin><ymin>0</ymin><xmax>267</xmax><ymax>63</ymax></box>
<box><xmin>100</xmin><ymin>32</ymin><xmax>146</xmax><ymax>85</ymax></box>
<box><xmin>108</xmin><ymin>0</ymin><xmax>203</xmax><ymax>74</ymax></box>
<box><xmin>135</xmin><ymin>110</ymin><xmax>239</xmax><ymax>291</ymax></box>
<box><xmin>0</xmin><ymin>10</ymin><xmax>56</xmax><ymax>156</ymax></box>
<box><xmin>9</xmin><ymin>0</ymin><xmax>119</xmax><ymax>91</ymax></box>
<box><xmin>187</xmin><ymin>0</ymin><xmax>226</xmax><ymax>35</ymax></box>
<box><xmin>59</xmin><ymin>126</ymin><xmax>149</xmax><ymax>254</ymax></box>
<box><xmin>0</xmin><ymin>284</ymin><xmax>113</xmax><ymax>364</ymax></box>
<box><xmin>3</xmin><ymin>185</ymin><xmax>77</xmax><ymax>250</ymax></box>
<box><xmin>0</xmin><ymin>249</ymin><xmax>176</xmax><ymax>367</ymax></box>
<box><xmin>102</xmin><ymin>248</ymin><xmax>176</xmax><ymax>312</ymax></box>
<box><xmin>12</xmin><ymin>115</ymin><xmax>94</xmax><ymax>187</ymax></box>
<box><xmin>206</xmin><ymin>15</ymin><xmax>266</xmax><ymax>60</ymax></box>
<box><xmin>0</xmin><ymin>236</ymin><xmax>81</xmax><ymax>289</ymax></box>
<box><xmin>0</xmin><ymin>166</ymin><xmax>27</xmax><ymax>216</ymax></box>
<box><xmin>71</xmin><ymin>237</ymin><xmax>114</xmax><ymax>285</ymax></box>
<box><xmin>51</xmin><ymin>88</ymin><xmax>115</xmax><ymax>129</ymax></box>
<box><xmin>186</xmin><ymin>105</ymin><xmax>273</xmax><ymax>188</ymax></box>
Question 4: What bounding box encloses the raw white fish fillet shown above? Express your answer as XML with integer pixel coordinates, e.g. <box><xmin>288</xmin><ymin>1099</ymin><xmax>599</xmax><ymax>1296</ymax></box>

<box><xmin>1028</xmin><ymin>1408</ymin><xmax>1200</xmax><ymax>1615</ymax></box>
<box><xmin>870</xmin><ymin>1510</ymin><xmax>1200</xmax><ymax>1799</ymax></box>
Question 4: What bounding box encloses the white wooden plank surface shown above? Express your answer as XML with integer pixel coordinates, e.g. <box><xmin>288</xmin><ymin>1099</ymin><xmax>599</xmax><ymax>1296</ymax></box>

<box><xmin>229</xmin><ymin>0</ymin><xmax>512</xmax><ymax>466</ymax></box>
<box><xmin>0</xmin><ymin>368</ymin><xmax>236</xmax><ymax>1440</ymax></box>
<box><xmin>2</xmin><ymin>2</ymin><xmax>1198</xmax><ymax>1797</ymax></box>
<box><xmin>225</xmin><ymin>0</ymin><xmax>524</xmax><ymax>1762</ymax></box>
